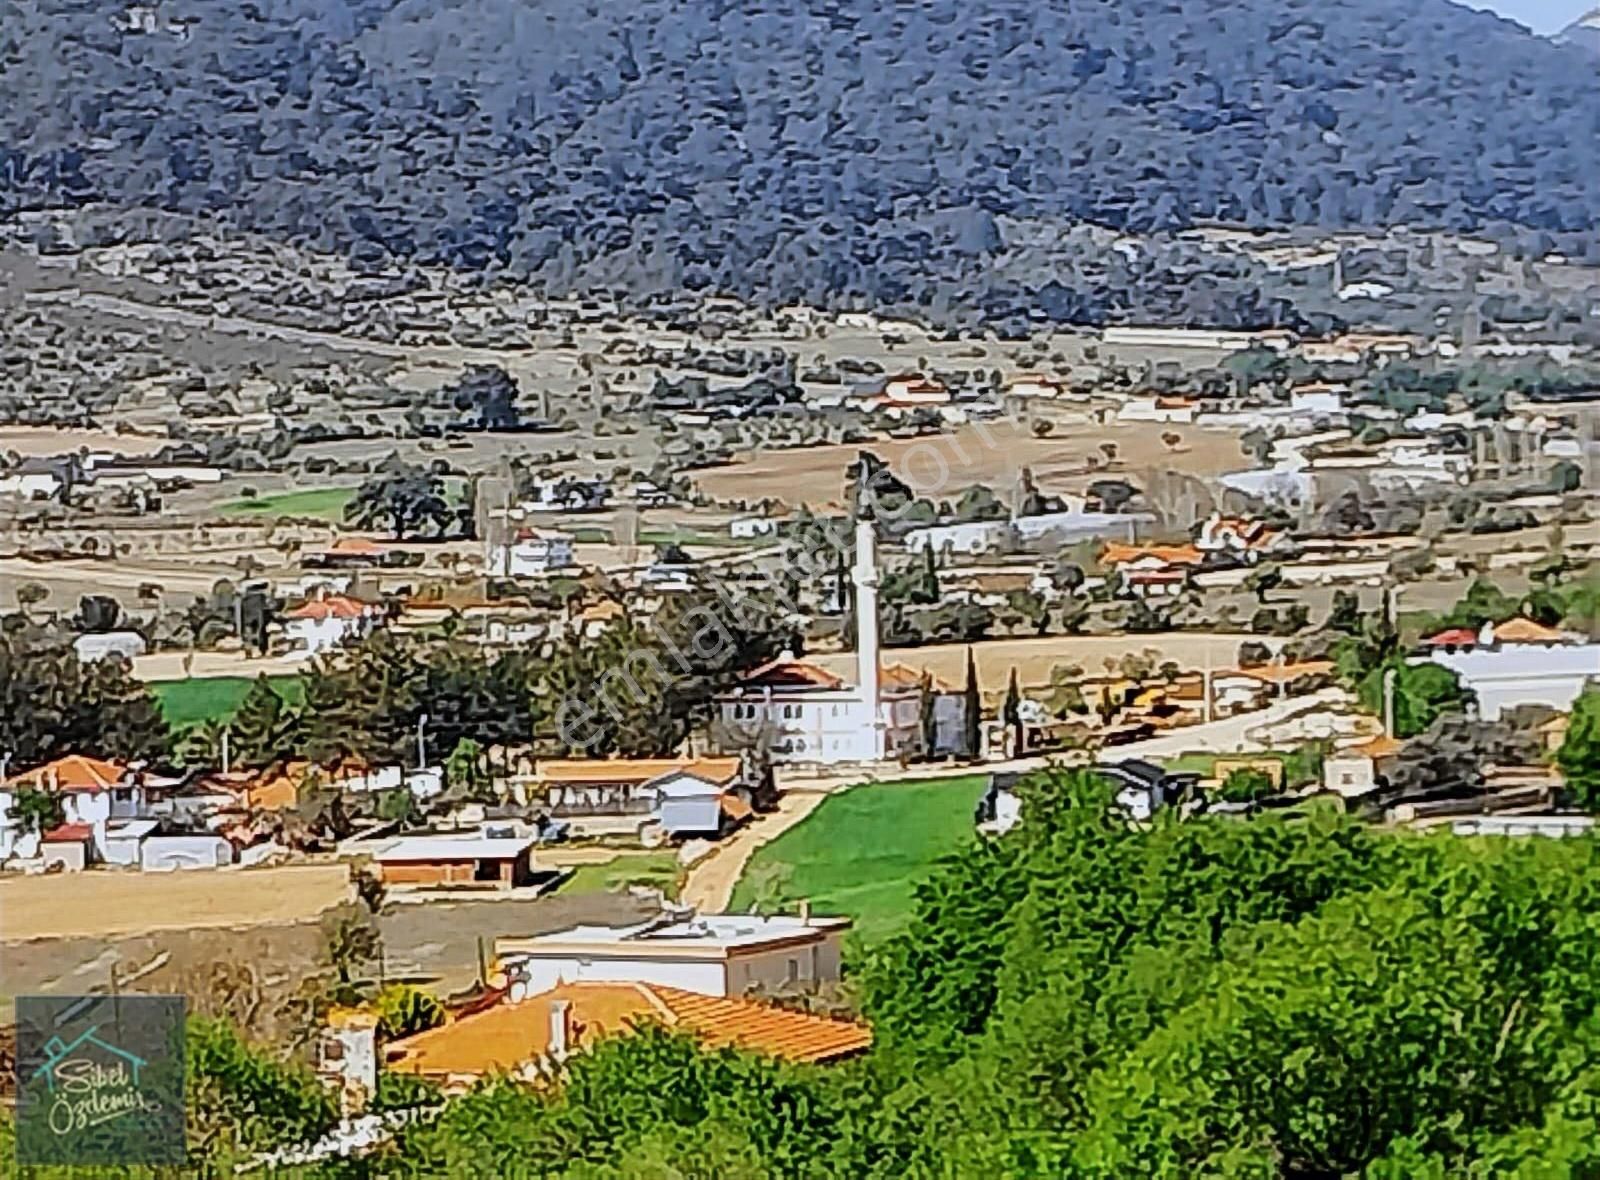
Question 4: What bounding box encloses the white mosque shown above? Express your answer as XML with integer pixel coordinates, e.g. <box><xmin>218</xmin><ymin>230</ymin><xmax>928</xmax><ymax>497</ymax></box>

<box><xmin>716</xmin><ymin>519</ymin><xmax>931</xmax><ymax>765</ymax></box>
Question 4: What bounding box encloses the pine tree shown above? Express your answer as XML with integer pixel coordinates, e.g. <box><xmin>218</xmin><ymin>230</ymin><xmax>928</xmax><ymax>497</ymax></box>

<box><xmin>962</xmin><ymin>647</ymin><xmax>982</xmax><ymax>759</ymax></box>
<box><xmin>1003</xmin><ymin>667</ymin><xmax>1024</xmax><ymax>757</ymax></box>
<box><xmin>231</xmin><ymin>675</ymin><xmax>295</xmax><ymax>769</ymax></box>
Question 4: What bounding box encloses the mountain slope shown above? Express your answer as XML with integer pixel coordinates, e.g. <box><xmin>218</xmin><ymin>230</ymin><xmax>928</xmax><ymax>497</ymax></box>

<box><xmin>1557</xmin><ymin>7</ymin><xmax>1600</xmax><ymax>53</ymax></box>
<box><xmin>3</xmin><ymin>0</ymin><xmax>1600</xmax><ymax>319</ymax></box>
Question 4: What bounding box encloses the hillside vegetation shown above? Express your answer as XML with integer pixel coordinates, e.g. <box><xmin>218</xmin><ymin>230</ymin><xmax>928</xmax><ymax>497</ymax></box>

<box><xmin>5</xmin><ymin>0</ymin><xmax>1600</xmax><ymax>325</ymax></box>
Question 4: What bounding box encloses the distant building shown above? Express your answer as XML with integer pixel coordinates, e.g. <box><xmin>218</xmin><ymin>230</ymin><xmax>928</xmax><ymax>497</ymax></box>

<box><xmin>1006</xmin><ymin>374</ymin><xmax>1066</xmax><ymax>399</ymax></box>
<box><xmin>717</xmin><ymin>521</ymin><xmax>927</xmax><ymax>765</ymax></box>
<box><xmin>879</xmin><ymin>373</ymin><xmax>950</xmax><ymax>406</ymax></box>
<box><xmin>904</xmin><ymin>520</ymin><xmax>1013</xmax><ymax>555</ymax></box>
<box><xmin>385</xmin><ymin>980</ymin><xmax>870</xmax><ymax>1092</ymax></box>
<box><xmin>729</xmin><ymin>515</ymin><xmax>781</xmax><ymax>540</ymax></box>
<box><xmin>485</xmin><ymin>527</ymin><xmax>576</xmax><ymax>578</ymax></box>
<box><xmin>1322</xmin><ymin>735</ymin><xmax>1403</xmax><ymax>798</ymax></box>
<box><xmin>495</xmin><ymin>912</ymin><xmax>850</xmax><ymax>999</ymax></box>
<box><xmin>0</xmin><ymin>756</ymin><xmax>159</xmax><ymax>862</ymax></box>
<box><xmin>372</xmin><ymin>832</ymin><xmax>538</xmax><ymax>891</ymax></box>
<box><xmin>73</xmin><ymin>631</ymin><xmax>148</xmax><ymax>664</ymax></box>
<box><xmin>283</xmin><ymin>593</ymin><xmax>380</xmax><ymax>655</ymax></box>
<box><xmin>1424</xmin><ymin>619</ymin><xmax>1600</xmax><ymax>720</ymax></box>
<box><xmin>1117</xmin><ymin>395</ymin><xmax>1198</xmax><ymax>424</ymax></box>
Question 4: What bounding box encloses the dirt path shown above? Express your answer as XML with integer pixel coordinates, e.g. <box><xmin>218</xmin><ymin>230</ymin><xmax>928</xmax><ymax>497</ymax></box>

<box><xmin>680</xmin><ymin>789</ymin><xmax>836</xmax><ymax>912</ymax></box>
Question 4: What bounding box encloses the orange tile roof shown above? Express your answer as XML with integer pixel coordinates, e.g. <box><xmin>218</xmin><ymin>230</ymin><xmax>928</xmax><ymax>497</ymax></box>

<box><xmin>1493</xmin><ymin>618</ymin><xmax>1567</xmax><ymax>645</ymax></box>
<box><xmin>325</xmin><ymin>538</ymin><xmax>389</xmax><ymax>555</ymax></box>
<box><xmin>1422</xmin><ymin>627</ymin><xmax>1480</xmax><ymax>648</ymax></box>
<box><xmin>1230</xmin><ymin>660</ymin><xmax>1335</xmax><ymax>685</ymax></box>
<box><xmin>1101</xmin><ymin>542</ymin><xmax>1204</xmax><ymax>568</ymax></box>
<box><xmin>880</xmin><ymin>661</ymin><xmax>955</xmax><ymax>692</ymax></box>
<box><xmin>7</xmin><ymin>755</ymin><xmax>127</xmax><ymax>794</ymax></box>
<box><xmin>533</xmin><ymin>757</ymin><xmax>742</xmax><ymax>788</ymax></box>
<box><xmin>287</xmin><ymin>594</ymin><xmax>372</xmax><ymax>621</ymax></box>
<box><xmin>738</xmin><ymin>657</ymin><xmax>845</xmax><ymax>690</ymax></box>
<box><xmin>385</xmin><ymin>982</ymin><xmax>871</xmax><ymax>1079</ymax></box>
<box><xmin>1347</xmin><ymin>735</ymin><xmax>1403</xmax><ymax>759</ymax></box>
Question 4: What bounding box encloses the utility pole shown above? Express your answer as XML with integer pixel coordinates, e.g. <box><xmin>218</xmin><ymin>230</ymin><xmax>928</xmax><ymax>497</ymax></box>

<box><xmin>416</xmin><ymin>713</ymin><xmax>429</xmax><ymax>771</ymax></box>
<box><xmin>221</xmin><ymin>727</ymin><xmax>232</xmax><ymax>775</ymax></box>
<box><xmin>1382</xmin><ymin>667</ymin><xmax>1398</xmax><ymax>739</ymax></box>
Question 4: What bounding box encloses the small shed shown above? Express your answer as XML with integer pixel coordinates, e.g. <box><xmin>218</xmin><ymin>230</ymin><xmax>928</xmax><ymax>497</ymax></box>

<box><xmin>39</xmin><ymin>823</ymin><xmax>95</xmax><ymax>872</ymax></box>
<box><xmin>374</xmin><ymin>834</ymin><xmax>537</xmax><ymax>890</ymax></box>
<box><xmin>651</xmin><ymin>770</ymin><xmax>736</xmax><ymax>837</ymax></box>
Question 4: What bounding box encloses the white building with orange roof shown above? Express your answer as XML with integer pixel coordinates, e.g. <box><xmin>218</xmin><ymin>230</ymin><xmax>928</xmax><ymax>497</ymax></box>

<box><xmin>0</xmin><ymin>755</ymin><xmax>160</xmax><ymax>862</ymax></box>
<box><xmin>1424</xmin><ymin>618</ymin><xmax>1600</xmax><ymax>721</ymax></box>
<box><xmin>717</xmin><ymin>520</ymin><xmax>933</xmax><ymax>765</ymax></box>
<box><xmin>283</xmin><ymin>591</ymin><xmax>381</xmax><ymax>655</ymax></box>
<box><xmin>384</xmin><ymin>977</ymin><xmax>870</xmax><ymax>1092</ymax></box>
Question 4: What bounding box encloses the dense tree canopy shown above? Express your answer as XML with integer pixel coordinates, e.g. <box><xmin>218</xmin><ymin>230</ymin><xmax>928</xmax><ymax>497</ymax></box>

<box><xmin>7</xmin><ymin>0</ymin><xmax>1600</xmax><ymax>326</ymax></box>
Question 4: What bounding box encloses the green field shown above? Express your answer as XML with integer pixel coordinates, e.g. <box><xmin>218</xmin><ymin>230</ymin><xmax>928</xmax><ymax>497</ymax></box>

<box><xmin>154</xmin><ymin>676</ymin><xmax>304</xmax><ymax>728</ymax></box>
<box><xmin>220</xmin><ymin>487</ymin><xmax>354</xmax><ymax>521</ymax></box>
<box><xmin>729</xmin><ymin>774</ymin><xmax>990</xmax><ymax>946</ymax></box>
<box><xmin>561</xmin><ymin>851</ymin><xmax>683</xmax><ymax>900</ymax></box>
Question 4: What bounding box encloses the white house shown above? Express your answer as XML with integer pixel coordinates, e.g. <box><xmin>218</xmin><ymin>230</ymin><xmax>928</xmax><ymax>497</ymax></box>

<box><xmin>729</xmin><ymin>515</ymin><xmax>781</xmax><ymax>540</ymax></box>
<box><xmin>1117</xmin><ymin>395</ymin><xmax>1198</xmax><ymax>424</ymax></box>
<box><xmin>904</xmin><ymin>520</ymin><xmax>1013</xmax><ymax>555</ymax></box>
<box><xmin>716</xmin><ymin>521</ymin><xmax>923</xmax><ymax>765</ymax></box>
<box><xmin>1424</xmin><ymin>619</ymin><xmax>1600</xmax><ymax>721</ymax></box>
<box><xmin>0</xmin><ymin>466</ymin><xmax>64</xmax><ymax>499</ymax></box>
<box><xmin>1006</xmin><ymin>374</ymin><xmax>1066</xmax><ymax>399</ymax></box>
<box><xmin>73</xmin><ymin>631</ymin><xmax>148</xmax><ymax>663</ymax></box>
<box><xmin>0</xmin><ymin>755</ymin><xmax>155</xmax><ymax>862</ymax></box>
<box><xmin>495</xmin><ymin>912</ymin><xmax>850</xmax><ymax>1000</ymax></box>
<box><xmin>879</xmin><ymin>374</ymin><xmax>950</xmax><ymax>406</ymax></box>
<box><xmin>485</xmin><ymin>528</ymin><xmax>576</xmax><ymax>578</ymax></box>
<box><xmin>283</xmin><ymin>593</ymin><xmax>380</xmax><ymax>655</ymax></box>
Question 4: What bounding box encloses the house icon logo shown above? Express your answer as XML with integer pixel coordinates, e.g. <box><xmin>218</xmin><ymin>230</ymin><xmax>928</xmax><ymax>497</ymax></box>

<box><xmin>15</xmin><ymin>995</ymin><xmax>186</xmax><ymax>1166</ymax></box>
<box><xmin>28</xmin><ymin>1025</ymin><xmax>149</xmax><ymax>1093</ymax></box>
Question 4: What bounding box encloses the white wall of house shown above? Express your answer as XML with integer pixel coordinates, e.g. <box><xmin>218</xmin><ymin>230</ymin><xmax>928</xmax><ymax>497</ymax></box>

<box><xmin>487</xmin><ymin>534</ymin><xmax>576</xmax><ymax>577</ymax></box>
<box><xmin>1428</xmin><ymin>645</ymin><xmax>1600</xmax><ymax>721</ymax></box>
<box><xmin>284</xmin><ymin>615</ymin><xmax>362</xmax><ymax>654</ymax></box>
<box><xmin>511</xmin><ymin>954</ymin><xmax>729</xmax><ymax>997</ymax></box>
<box><xmin>718</xmin><ymin>689</ymin><xmax>919</xmax><ymax>764</ymax></box>
<box><xmin>904</xmin><ymin>522</ymin><xmax>1010</xmax><ymax>555</ymax></box>
<box><xmin>141</xmin><ymin>835</ymin><xmax>234</xmax><ymax>870</ymax></box>
<box><xmin>504</xmin><ymin>933</ymin><xmax>844</xmax><ymax>999</ymax></box>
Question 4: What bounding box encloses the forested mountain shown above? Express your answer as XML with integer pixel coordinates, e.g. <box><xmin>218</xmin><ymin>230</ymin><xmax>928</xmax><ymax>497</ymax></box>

<box><xmin>4</xmin><ymin>0</ymin><xmax>1600</xmax><ymax>320</ymax></box>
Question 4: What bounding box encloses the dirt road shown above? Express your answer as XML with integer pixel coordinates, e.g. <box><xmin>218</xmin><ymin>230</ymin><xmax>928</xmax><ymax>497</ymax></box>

<box><xmin>680</xmin><ymin>789</ymin><xmax>836</xmax><ymax>913</ymax></box>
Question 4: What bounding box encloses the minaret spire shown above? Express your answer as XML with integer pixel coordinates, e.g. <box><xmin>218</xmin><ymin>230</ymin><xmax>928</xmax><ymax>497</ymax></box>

<box><xmin>853</xmin><ymin>516</ymin><xmax>883</xmax><ymax>760</ymax></box>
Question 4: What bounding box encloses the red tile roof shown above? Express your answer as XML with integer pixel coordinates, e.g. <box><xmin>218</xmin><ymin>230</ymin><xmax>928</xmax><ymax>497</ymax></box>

<box><xmin>385</xmin><ymin>982</ymin><xmax>872</xmax><ymax>1080</ymax></box>
<box><xmin>1422</xmin><ymin>627</ymin><xmax>1480</xmax><ymax>648</ymax></box>
<box><xmin>738</xmin><ymin>657</ymin><xmax>845</xmax><ymax>690</ymax></box>
<box><xmin>286</xmin><ymin>594</ymin><xmax>372</xmax><ymax>621</ymax></box>
<box><xmin>40</xmin><ymin>822</ymin><xmax>95</xmax><ymax>843</ymax></box>
<box><xmin>7</xmin><ymin>755</ymin><xmax>127</xmax><ymax>794</ymax></box>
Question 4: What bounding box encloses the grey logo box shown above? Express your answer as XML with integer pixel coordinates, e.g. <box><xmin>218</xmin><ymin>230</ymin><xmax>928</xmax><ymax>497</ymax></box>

<box><xmin>15</xmin><ymin>994</ymin><xmax>186</xmax><ymax>1166</ymax></box>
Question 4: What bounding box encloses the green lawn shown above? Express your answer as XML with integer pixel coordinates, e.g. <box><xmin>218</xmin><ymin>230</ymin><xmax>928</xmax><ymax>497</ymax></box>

<box><xmin>220</xmin><ymin>487</ymin><xmax>354</xmax><ymax>522</ymax></box>
<box><xmin>154</xmin><ymin>675</ymin><xmax>304</xmax><ymax>728</ymax></box>
<box><xmin>729</xmin><ymin>774</ymin><xmax>990</xmax><ymax>946</ymax></box>
<box><xmin>561</xmin><ymin>851</ymin><xmax>683</xmax><ymax>900</ymax></box>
